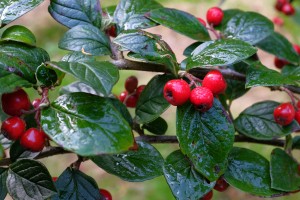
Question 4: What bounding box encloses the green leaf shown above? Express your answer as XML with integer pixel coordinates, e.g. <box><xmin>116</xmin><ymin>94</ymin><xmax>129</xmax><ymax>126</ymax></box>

<box><xmin>91</xmin><ymin>141</ymin><xmax>164</xmax><ymax>182</ymax></box>
<box><xmin>108</xmin><ymin>98</ymin><xmax>133</xmax><ymax>126</ymax></box>
<box><xmin>282</xmin><ymin>65</ymin><xmax>300</xmax><ymax>76</ymax></box>
<box><xmin>146</xmin><ymin>8</ymin><xmax>210</xmax><ymax>41</ymax></box>
<box><xmin>60</xmin><ymin>81</ymin><xmax>100</xmax><ymax>95</ymax></box>
<box><xmin>47</xmin><ymin>61</ymin><xmax>119</xmax><ymax>97</ymax></box>
<box><xmin>7</xmin><ymin>159</ymin><xmax>56</xmax><ymax>200</ymax></box>
<box><xmin>142</xmin><ymin>117</ymin><xmax>168</xmax><ymax>135</ymax></box>
<box><xmin>1</xmin><ymin>25</ymin><xmax>36</xmax><ymax>46</ymax></box>
<box><xmin>0</xmin><ymin>168</ymin><xmax>8</xmax><ymax>200</ymax></box>
<box><xmin>114</xmin><ymin>0</ymin><xmax>162</xmax><ymax>30</ymax></box>
<box><xmin>183</xmin><ymin>42</ymin><xmax>202</xmax><ymax>57</ymax></box>
<box><xmin>256</xmin><ymin>32</ymin><xmax>299</xmax><ymax>64</ymax></box>
<box><xmin>0</xmin><ymin>0</ymin><xmax>44</xmax><ymax>27</ymax></box>
<box><xmin>49</xmin><ymin>0</ymin><xmax>102</xmax><ymax>28</ymax></box>
<box><xmin>36</xmin><ymin>64</ymin><xmax>58</xmax><ymax>87</ymax></box>
<box><xmin>0</xmin><ymin>134</ymin><xmax>12</xmax><ymax>150</ymax></box>
<box><xmin>41</xmin><ymin>92</ymin><xmax>134</xmax><ymax>156</ymax></box>
<box><xmin>163</xmin><ymin>150</ymin><xmax>215</xmax><ymax>200</ymax></box>
<box><xmin>246</xmin><ymin>62</ymin><xmax>300</xmax><ymax>87</ymax></box>
<box><xmin>61</xmin><ymin>52</ymin><xmax>96</xmax><ymax>62</ymax></box>
<box><xmin>59</xmin><ymin>24</ymin><xmax>111</xmax><ymax>56</ymax></box>
<box><xmin>224</xmin><ymin>147</ymin><xmax>283</xmax><ymax>197</ymax></box>
<box><xmin>270</xmin><ymin>148</ymin><xmax>300</xmax><ymax>191</ymax></box>
<box><xmin>9</xmin><ymin>140</ymin><xmax>40</xmax><ymax>162</ymax></box>
<box><xmin>293</xmin><ymin>136</ymin><xmax>300</xmax><ymax>150</ymax></box>
<box><xmin>234</xmin><ymin>101</ymin><xmax>299</xmax><ymax>140</ymax></box>
<box><xmin>135</xmin><ymin>74</ymin><xmax>173</xmax><ymax>124</ymax></box>
<box><xmin>176</xmin><ymin>99</ymin><xmax>235</xmax><ymax>181</ymax></box>
<box><xmin>52</xmin><ymin>167</ymin><xmax>101</xmax><ymax>200</ymax></box>
<box><xmin>186</xmin><ymin>39</ymin><xmax>257</xmax><ymax>69</ymax></box>
<box><xmin>215</xmin><ymin>9</ymin><xmax>244</xmax><ymax>31</ymax></box>
<box><xmin>223</xmin><ymin>11</ymin><xmax>274</xmax><ymax>45</ymax></box>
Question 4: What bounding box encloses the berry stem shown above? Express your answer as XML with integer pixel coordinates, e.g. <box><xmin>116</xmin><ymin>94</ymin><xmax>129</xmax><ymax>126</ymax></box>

<box><xmin>280</xmin><ymin>86</ymin><xmax>297</xmax><ymax>107</ymax></box>
<box><xmin>284</xmin><ymin>135</ymin><xmax>293</xmax><ymax>156</ymax></box>
<box><xmin>71</xmin><ymin>156</ymin><xmax>83</xmax><ymax>170</ymax></box>
<box><xmin>207</xmin><ymin>26</ymin><xmax>221</xmax><ymax>39</ymax></box>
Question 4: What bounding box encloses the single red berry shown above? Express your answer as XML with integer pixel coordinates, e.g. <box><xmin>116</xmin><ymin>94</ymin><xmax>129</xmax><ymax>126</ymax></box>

<box><xmin>1</xmin><ymin>117</ymin><xmax>26</xmax><ymax>140</ymax></box>
<box><xmin>295</xmin><ymin>110</ymin><xmax>300</xmax><ymax>125</ymax></box>
<box><xmin>201</xmin><ymin>190</ymin><xmax>213</xmax><ymax>200</ymax></box>
<box><xmin>99</xmin><ymin>189</ymin><xmax>112</xmax><ymax>200</ymax></box>
<box><xmin>125</xmin><ymin>76</ymin><xmax>138</xmax><ymax>93</ymax></box>
<box><xmin>190</xmin><ymin>87</ymin><xmax>214</xmax><ymax>112</ymax></box>
<box><xmin>275</xmin><ymin>0</ymin><xmax>288</xmax><ymax>11</ymax></box>
<box><xmin>119</xmin><ymin>91</ymin><xmax>128</xmax><ymax>102</ymax></box>
<box><xmin>202</xmin><ymin>70</ymin><xmax>227</xmax><ymax>95</ymax></box>
<box><xmin>206</xmin><ymin>7</ymin><xmax>224</xmax><ymax>26</ymax></box>
<box><xmin>32</xmin><ymin>98</ymin><xmax>41</xmax><ymax>109</ymax></box>
<box><xmin>20</xmin><ymin>128</ymin><xmax>46</xmax><ymax>152</ymax></box>
<box><xmin>106</xmin><ymin>25</ymin><xmax>117</xmax><ymax>37</ymax></box>
<box><xmin>273</xmin><ymin>102</ymin><xmax>295</xmax><ymax>126</ymax></box>
<box><xmin>136</xmin><ymin>85</ymin><xmax>146</xmax><ymax>98</ymax></box>
<box><xmin>163</xmin><ymin>79</ymin><xmax>190</xmax><ymax>106</ymax></box>
<box><xmin>214</xmin><ymin>177</ymin><xmax>229</xmax><ymax>192</ymax></box>
<box><xmin>52</xmin><ymin>177</ymin><xmax>58</xmax><ymax>182</ymax></box>
<box><xmin>272</xmin><ymin>16</ymin><xmax>284</xmax><ymax>26</ymax></box>
<box><xmin>125</xmin><ymin>94</ymin><xmax>138</xmax><ymax>108</ymax></box>
<box><xmin>197</xmin><ymin>17</ymin><xmax>207</xmax><ymax>27</ymax></box>
<box><xmin>293</xmin><ymin>44</ymin><xmax>300</xmax><ymax>55</ymax></box>
<box><xmin>297</xmin><ymin>101</ymin><xmax>300</xmax><ymax>109</ymax></box>
<box><xmin>1</xmin><ymin>88</ymin><xmax>31</xmax><ymax>116</ymax></box>
<box><xmin>274</xmin><ymin>57</ymin><xmax>289</xmax><ymax>69</ymax></box>
<box><xmin>281</xmin><ymin>3</ymin><xmax>295</xmax><ymax>16</ymax></box>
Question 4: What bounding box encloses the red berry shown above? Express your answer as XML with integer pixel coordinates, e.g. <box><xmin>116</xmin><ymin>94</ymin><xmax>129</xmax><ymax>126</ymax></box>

<box><xmin>125</xmin><ymin>76</ymin><xmax>138</xmax><ymax>93</ymax></box>
<box><xmin>214</xmin><ymin>177</ymin><xmax>229</xmax><ymax>192</ymax></box>
<box><xmin>1</xmin><ymin>117</ymin><xmax>26</xmax><ymax>140</ymax></box>
<box><xmin>202</xmin><ymin>70</ymin><xmax>227</xmax><ymax>95</ymax></box>
<box><xmin>274</xmin><ymin>57</ymin><xmax>289</xmax><ymax>69</ymax></box>
<box><xmin>293</xmin><ymin>44</ymin><xmax>300</xmax><ymax>55</ymax></box>
<box><xmin>273</xmin><ymin>16</ymin><xmax>284</xmax><ymax>26</ymax></box>
<box><xmin>297</xmin><ymin>101</ymin><xmax>300</xmax><ymax>109</ymax></box>
<box><xmin>1</xmin><ymin>88</ymin><xmax>31</xmax><ymax>116</ymax></box>
<box><xmin>136</xmin><ymin>85</ymin><xmax>145</xmax><ymax>98</ymax></box>
<box><xmin>163</xmin><ymin>79</ymin><xmax>191</xmax><ymax>106</ymax></box>
<box><xmin>125</xmin><ymin>94</ymin><xmax>138</xmax><ymax>108</ymax></box>
<box><xmin>275</xmin><ymin>0</ymin><xmax>288</xmax><ymax>11</ymax></box>
<box><xmin>119</xmin><ymin>91</ymin><xmax>128</xmax><ymax>102</ymax></box>
<box><xmin>273</xmin><ymin>103</ymin><xmax>295</xmax><ymax>126</ymax></box>
<box><xmin>190</xmin><ymin>87</ymin><xmax>214</xmax><ymax>112</ymax></box>
<box><xmin>99</xmin><ymin>189</ymin><xmax>112</xmax><ymax>200</ymax></box>
<box><xmin>206</xmin><ymin>7</ymin><xmax>224</xmax><ymax>26</ymax></box>
<box><xmin>201</xmin><ymin>190</ymin><xmax>213</xmax><ymax>200</ymax></box>
<box><xmin>20</xmin><ymin>128</ymin><xmax>46</xmax><ymax>152</ymax></box>
<box><xmin>52</xmin><ymin>177</ymin><xmax>58</xmax><ymax>182</ymax></box>
<box><xmin>281</xmin><ymin>3</ymin><xmax>295</xmax><ymax>16</ymax></box>
<box><xmin>107</xmin><ymin>25</ymin><xmax>117</xmax><ymax>37</ymax></box>
<box><xmin>197</xmin><ymin>17</ymin><xmax>207</xmax><ymax>27</ymax></box>
<box><xmin>295</xmin><ymin>110</ymin><xmax>300</xmax><ymax>125</ymax></box>
<box><xmin>32</xmin><ymin>98</ymin><xmax>41</xmax><ymax>109</ymax></box>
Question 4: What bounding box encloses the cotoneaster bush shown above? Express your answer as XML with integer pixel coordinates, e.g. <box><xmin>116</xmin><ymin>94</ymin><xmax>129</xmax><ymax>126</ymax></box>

<box><xmin>0</xmin><ymin>0</ymin><xmax>299</xmax><ymax>199</ymax></box>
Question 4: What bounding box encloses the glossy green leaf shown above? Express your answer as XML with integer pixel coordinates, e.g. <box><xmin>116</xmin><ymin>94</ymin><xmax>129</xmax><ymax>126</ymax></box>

<box><xmin>114</xmin><ymin>0</ymin><xmax>162</xmax><ymax>30</ymax></box>
<box><xmin>91</xmin><ymin>141</ymin><xmax>164</xmax><ymax>182</ymax></box>
<box><xmin>51</xmin><ymin>167</ymin><xmax>101</xmax><ymax>200</ymax></box>
<box><xmin>7</xmin><ymin>159</ymin><xmax>56</xmax><ymax>200</ymax></box>
<box><xmin>270</xmin><ymin>148</ymin><xmax>300</xmax><ymax>191</ymax></box>
<box><xmin>235</xmin><ymin>101</ymin><xmax>299</xmax><ymax>140</ymax></box>
<box><xmin>177</xmin><ymin>99</ymin><xmax>235</xmax><ymax>181</ymax></box>
<box><xmin>292</xmin><ymin>136</ymin><xmax>300</xmax><ymax>150</ymax></box>
<box><xmin>146</xmin><ymin>8</ymin><xmax>209</xmax><ymax>41</ymax></box>
<box><xmin>186</xmin><ymin>39</ymin><xmax>257</xmax><ymax>69</ymax></box>
<box><xmin>41</xmin><ymin>92</ymin><xmax>134</xmax><ymax>156</ymax></box>
<box><xmin>49</xmin><ymin>0</ymin><xmax>102</xmax><ymax>28</ymax></box>
<box><xmin>47</xmin><ymin>61</ymin><xmax>119</xmax><ymax>97</ymax></box>
<box><xmin>1</xmin><ymin>25</ymin><xmax>36</xmax><ymax>46</ymax></box>
<box><xmin>282</xmin><ymin>65</ymin><xmax>300</xmax><ymax>76</ymax></box>
<box><xmin>59</xmin><ymin>24</ymin><xmax>111</xmax><ymax>56</ymax></box>
<box><xmin>256</xmin><ymin>32</ymin><xmax>299</xmax><ymax>64</ymax></box>
<box><xmin>0</xmin><ymin>134</ymin><xmax>12</xmax><ymax>150</ymax></box>
<box><xmin>215</xmin><ymin>9</ymin><xmax>244</xmax><ymax>31</ymax></box>
<box><xmin>142</xmin><ymin>117</ymin><xmax>168</xmax><ymax>135</ymax></box>
<box><xmin>61</xmin><ymin>52</ymin><xmax>96</xmax><ymax>62</ymax></box>
<box><xmin>9</xmin><ymin>140</ymin><xmax>40</xmax><ymax>162</ymax></box>
<box><xmin>224</xmin><ymin>147</ymin><xmax>283</xmax><ymax>197</ymax></box>
<box><xmin>135</xmin><ymin>74</ymin><xmax>173</xmax><ymax>124</ymax></box>
<box><xmin>164</xmin><ymin>150</ymin><xmax>215</xmax><ymax>200</ymax></box>
<box><xmin>0</xmin><ymin>0</ymin><xmax>44</xmax><ymax>27</ymax></box>
<box><xmin>60</xmin><ymin>81</ymin><xmax>100</xmax><ymax>95</ymax></box>
<box><xmin>223</xmin><ymin>11</ymin><xmax>274</xmax><ymax>45</ymax></box>
<box><xmin>183</xmin><ymin>42</ymin><xmax>202</xmax><ymax>57</ymax></box>
<box><xmin>36</xmin><ymin>64</ymin><xmax>58</xmax><ymax>87</ymax></box>
<box><xmin>108</xmin><ymin>98</ymin><xmax>133</xmax><ymax>126</ymax></box>
<box><xmin>0</xmin><ymin>168</ymin><xmax>8</xmax><ymax>200</ymax></box>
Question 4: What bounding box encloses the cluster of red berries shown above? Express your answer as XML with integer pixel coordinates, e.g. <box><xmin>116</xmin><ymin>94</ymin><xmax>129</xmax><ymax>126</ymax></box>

<box><xmin>275</xmin><ymin>0</ymin><xmax>295</xmax><ymax>16</ymax></box>
<box><xmin>1</xmin><ymin>88</ymin><xmax>46</xmax><ymax>152</ymax></box>
<box><xmin>273</xmin><ymin>101</ymin><xmax>300</xmax><ymax>126</ymax></box>
<box><xmin>274</xmin><ymin>44</ymin><xmax>300</xmax><ymax>69</ymax></box>
<box><xmin>119</xmin><ymin>76</ymin><xmax>145</xmax><ymax>108</ymax></box>
<box><xmin>163</xmin><ymin>70</ymin><xmax>227</xmax><ymax>112</ymax></box>
<box><xmin>200</xmin><ymin>176</ymin><xmax>229</xmax><ymax>200</ymax></box>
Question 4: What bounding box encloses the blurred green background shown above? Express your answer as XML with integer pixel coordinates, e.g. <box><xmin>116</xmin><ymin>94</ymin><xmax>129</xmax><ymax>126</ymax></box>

<box><xmin>2</xmin><ymin>0</ymin><xmax>300</xmax><ymax>199</ymax></box>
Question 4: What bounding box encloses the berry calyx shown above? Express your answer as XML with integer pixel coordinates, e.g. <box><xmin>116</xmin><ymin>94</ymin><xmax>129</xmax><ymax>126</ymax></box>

<box><xmin>293</xmin><ymin>44</ymin><xmax>300</xmax><ymax>55</ymax></box>
<box><xmin>136</xmin><ymin>85</ymin><xmax>145</xmax><ymax>98</ymax></box>
<box><xmin>125</xmin><ymin>94</ymin><xmax>138</xmax><ymax>108</ymax></box>
<box><xmin>20</xmin><ymin>128</ymin><xmax>46</xmax><ymax>152</ymax></box>
<box><xmin>125</xmin><ymin>76</ymin><xmax>138</xmax><ymax>93</ymax></box>
<box><xmin>274</xmin><ymin>57</ymin><xmax>289</xmax><ymax>69</ymax></box>
<box><xmin>1</xmin><ymin>88</ymin><xmax>31</xmax><ymax>116</ymax></box>
<box><xmin>202</xmin><ymin>70</ymin><xmax>227</xmax><ymax>95</ymax></box>
<box><xmin>163</xmin><ymin>79</ymin><xmax>190</xmax><ymax>106</ymax></box>
<box><xmin>273</xmin><ymin>102</ymin><xmax>295</xmax><ymax>126</ymax></box>
<box><xmin>119</xmin><ymin>91</ymin><xmax>128</xmax><ymax>103</ymax></box>
<box><xmin>99</xmin><ymin>189</ymin><xmax>112</xmax><ymax>200</ymax></box>
<box><xmin>206</xmin><ymin>7</ymin><xmax>223</xmax><ymax>26</ymax></box>
<box><xmin>190</xmin><ymin>87</ymin><xmax>214</xmax><ymax>112</ymax></box>
<box><xmin>32</xmin><ymin>98</ymin><xmax>41</xmax><ymax>109</ymax></box>
<box><xmin>281</xmin><ymin>3</ymin><xmax>295</xmax><ymax>16</ymax></box>
<box><xmin>197</xmin><ymin>17</ymin><xmax>207</xmax><ymax>27</ymax></box>
<box><xmin>1</xmin><ymin>117</ymin><xmax>26</xmax><ymax>140</ymax></box>
<box><xmin>201</xmin><ymin>190</ymin><xmax>213</xmax><ymax>200</ymax></box>
<box><xmin>275</xmin><ymin>0</ymin><xmax>288</xmax><ymax>11</ymax></box>
<box><xmin>214</xmin><ymin>177</ymin><xmax>229</xmax><ymax>192</ymax></box>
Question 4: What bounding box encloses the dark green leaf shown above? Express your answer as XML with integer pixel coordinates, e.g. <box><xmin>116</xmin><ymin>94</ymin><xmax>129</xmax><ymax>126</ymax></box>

<box><xmin>186</xmin><ymin>39</ymin><xmax>257</xmax><ymax>69</ymax></box>
<box><xmin>103</xmin><ymin>6</ymin><xmax>116</xmax><ymax>17</ymax></box>
<box><xmin>146</xmin><ymin>8</ymin><xmax>209</xmax><ymax>41</ymax></box>
<box><xmin>108</xmin><ymin>98</ymin><xmax>133</xmax><ymax>126</ymax></box>
<box><xmin>49</xmin><ymin>0</ymin><xmax>102</xmax><ymax>28</ymax></box>
<box><xmin>59</xmin><ymin>24</ymin><xmax>111</xmax><ymax>56</ymax></box>
<box><xmin>293</xmin><ymin>136</ymin><xmax>300</xmax><ymax>150</ymax></box>
<box><xmin>9</xmin><ymin>140</ymin><xmax>40</xmax><ymax>162</ymax></box>
<box><xmin>91</xmin><ymin>141</ymin><xmax>164</xmax><ymax>182</ymax></box>
<box><xmin>7</xmin><ymin>159</ymin><xmax>56</xmax><ymax>200</ymax></box>
<box><xmin>223</xmin><ymin>11</ymin><xmax>274</xmax><ymax>45</ymax></box>
<box><xmin>0</xmin><ymin>168</ymin><xmax>8</xmax><ymax>200</ymax></box>
<box><xmin>52</xmin><ymin>167</ymin><xmax>101</xmax><ymax>200</ymax></box>
<box><xmin>163</xmin><ymin>150</ymin><xmax>215</xmax><ymax>200</ymax></box>
<box><xmin>61</xmin><ymin>52</ymin><xmax>96</xmax><ymax>62</ymax></box>
<box><xmin>47</xmin><ymin>61</ymin><xmax>119</xmax><ymax>96</ymax></box>
<box><xmin>215</xmin><ymin>9</ymin><xmax>244</xmax><ymax>31</ymax></box>
<box><xmin>224</xmin><ymin>147</ymin><xmax>283</xmax><ymax>197</ymax></box>
<box><xmin>282</xmin><ymin>65</ymin><xmax>300</xmax><ymax>76</ymax></box>
<box><xmin>256</xmin><ymin>32</ymin><xmax>299</xmax><ymax>64</ymax></box>
<box><xmin>60</xmin><ymin>81</ymin><xmax>100</xmax><ymax>95</ymax></box>
<box><xmin>1</xmin><ymin>25</ymin><xmax>36</xmax><ymax>46</ymax></box>
<box><xmin>235</xmin><ymin>101</ymin><xmax>299</xmax><ymax>140</ymax></box>
<box><xmin>41</xmin><ymin>92</ymin><xmax>134</xmax><ymax>156</ymax></box>
<box><xmin>177</xmin><ymin>99</ymin><xmax>235</xmax><ymax>181</ymax></box>
<box><xmin>270</xmin><ymin>148</ymin><xmax>300</xmax><ymax>191</ymax></box>
<box><xmin>222</xmin><ymin>79</ymin><xmax>249</xmax><ymax>101</ymax></box>
<box><xmin>36</xmin><ymin>64</ymin><xmax>58</xmax><ymax>87</ymax></box>
<box><xmin>183</xmin><ymin>42</ymin><xmax>202</xmax><ymax>57</ymax></box>
<box><xmin>114</xmin><ymin>0</ymin><xmax>162</xmax><ymax>30</ymax></box>
<box><xmin>142</xmin><ymin>117</ymin><xmax>168</xmax><ymax>135</ymax></box>
<box><xmin>135</xmin><ymin>74</ymin><xmax>173</xmax><ymax>124</ymax></box>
